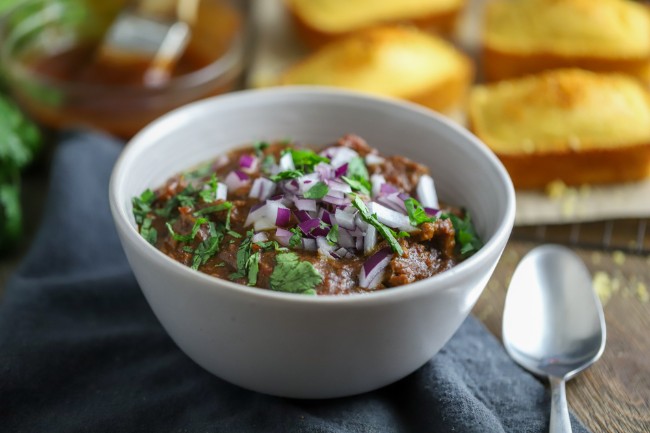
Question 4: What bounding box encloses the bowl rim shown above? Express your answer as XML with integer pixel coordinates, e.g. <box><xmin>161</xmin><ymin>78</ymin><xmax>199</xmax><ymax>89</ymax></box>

<box><xmin>0</xmin><ymin>0</ymin><xmax>245</xmax><ymax>94</ymax></box>
<box><xmin>109</xmin><ymin>86</ymin><xmax>515</xmax><ymax>305</ymax></box>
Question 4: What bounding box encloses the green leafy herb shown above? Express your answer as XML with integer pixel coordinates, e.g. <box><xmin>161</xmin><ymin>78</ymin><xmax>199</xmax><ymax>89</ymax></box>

<box><xmin>404</xmin><ymin>197</ymin><xmax>435</xmax><ymax>227</ymax></box>
<box><xmin>166</xmin><ymin>217</ymin><xmax>208</xmax><ymax>243</ymax></box>
<box><xmin>270</xmin><ymin>170</ymin><xmax>303</xmax><ymax>182</ymax></box>
<box><xmin>444</xmin><ymin>212</ymin><xmax>483</xmax><ymax>258</ymax></box>
<box><xmin>255</xmin><ymin>240</ymin><xmax>288</xmax><ymax>252</ymax></box>
<box><xmin>227</xmin><ymin>230</ymin><xmax>242</xmax><ymax>239</ymax></box>
<box><xmin>199</xmin><ymin>174</ymin><xmax>219</xmax><ymax>203</ymax></box>
<box><xmin>397</xmin><ymin>231</ymin><xmax>411</xmax><ymax>238</ymax></box>
<box><xmin>304</xmin><ymin>181</ymin><xmax>329</xmax><ymax>199</ymax></box>
<box><xmin>285</xmin><ymin>149</ymin><xmax>329</xmax><ymax>171</ymax></box>
<box><xmin>247</xmin><ymin>252</ymin><xmax>261</xmax><ymax>286</ymax></box>
<box><xmin>132</xmin><ymin>189</ymin><xmax>156</xmax><ymax>225</ymax></box>
<box><xmin>140</xmin><ymin>217</ymin><xmax>158</xmax><ymax>245</ymax></box>
<box><xmin>261</xmin><ymin>155</ymin><xmax>276</xmax><ymax>174</ymax></box>
<box><xmin>184</xmin><ymin>162</ymin><xmax>213</xmax><ymax>180</ymax></box>
<box><xmin>176</xmin><ymin>185</ymin><xmax>197</xmax><ymax>208</ymax></box>
<box><xmin>351</xmin><ymin>195</ymin><xmax>403</xmax><ymax>256</ymax></box>
<box><xmin>229</xmin><ymin>230</ymin><xmax>254</xmax><ymax>280</ymax></box>
<box><xmin>326</xmin><ymin>224</ymin><xmax>339</xmax><ymax>245</ymax></box>
<box><xmin>269</xmin><ymin>252</ymin><xmax>322</xmax><ymax>295</ymax></box>
<box><xmin>254</xmin><ymin>141</ymin><xmax>269</xmax><ymax>156</ymax></box>
<box><xmin>341</xmin><ymin>176</ymin><xmax>371</xmax><ymax>196</ymax></box>
<box><xmin>190</xmin><ymin>222</ymin><xmax>223</xmax><ymax>270</ymax></box>
<box><xmin>194</xmin><ymin>201</ymin><xmax>233</xmax><ymax>216</ymax></box>
<box><xmin>347</xmin><ymin>157</ymin><xmax>369</xmax><ymax>180</ymax></box>
<box><xmin>289</xmin><ymin>228</ymin><xmax>303</xmax><ymax>248</ymax></box>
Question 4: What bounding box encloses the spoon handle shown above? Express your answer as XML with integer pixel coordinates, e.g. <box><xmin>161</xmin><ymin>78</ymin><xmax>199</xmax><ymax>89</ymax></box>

<box><xmin>549</xmin><ymin>376</ymin><xmax>572</xmax><ymax>433</ymax></box>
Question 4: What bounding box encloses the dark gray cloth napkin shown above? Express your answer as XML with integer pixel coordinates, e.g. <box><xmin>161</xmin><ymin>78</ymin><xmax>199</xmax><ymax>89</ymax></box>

<box><xmin>0</xmin><ymin>131</ymin><xmax>590</xmax><ymax>433</ymax></box>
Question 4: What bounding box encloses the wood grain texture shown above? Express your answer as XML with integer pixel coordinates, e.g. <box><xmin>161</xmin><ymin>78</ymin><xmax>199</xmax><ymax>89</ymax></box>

<box><xmin>474</xmin><ymin>241</ymin><xmax>650</xmax><ymax>433</ymax></box>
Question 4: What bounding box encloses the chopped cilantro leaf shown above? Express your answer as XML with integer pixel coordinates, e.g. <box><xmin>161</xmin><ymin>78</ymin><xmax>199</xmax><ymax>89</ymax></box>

<box><xmin>351</xmin><ymin>195</ymin><xmax>403</xmax><ymax>256</ymax></box>
<box><xmin>140</xmin><ymin>217</ymin><xmax>157</xmax><ymax>245</ymax></box>
<box><xmin>397</xmin><ymin>231</ymin><xmax>410</xmax><ymax>238</ymax></box>
<box><xmin>183</xmin><ymin>162</ymin><xmax>212</xmax><ymax>180</ymax></box>
<box><xmin>269</xmin><ymin>252</ymin><xmax>322</xmax><ymax>295</ymax></box>
<box><xmin>326</xmin><ymin>224</ymin><xmax>339</xmax><ymax>245</ymax></box>
<box><xmin>285</xmin><ymin>149</ymin><xmax>329</xmax><ymax>171</ymax></box>
<box><xmin>227</xmin><ymin>230</ymin><xmax>242</xmax><ymax>239</ymax></box>
<box><xmin>303</xmin><ymin>181</ymin><xmax>329</xmax><ymax>199</ymax></box>
<box><xmin>347</xmin><ymin>157</ymin><xmax>369</xmax><ymax>180</ymax></box>
<box><xmin>341</xmin><ymin>176</ymin><xmax>371</xmax><ymax>196</ymax></box>
<box><xmin>190</xmin><ymin>222</ymin><xmax>223</xmax><ymax>270</ymax></box>
<box><xmin>166</xmin><ymin>217</ymin><xmax>208</xmax><ymax>242</ymax></box>
<box><xmin>404</xmin><ymin>197</ymin><xmax>435</xmax><ymax>227</ymax></box>
<box><xmin>132</xmin><ymin>189</ymin><xmax>155</xmax><ymax>225</ymax></box>
<box><xmin>261</xmin><ymin>155</ymin><xmax>276</xmax><ymax>174</ymax></box>
<box><xmin>199</xmin><ymin>173</ymin><xmax>219</xmax><ymax>203</ymax></box>
<box><xmin>229</xmin><ymin>230</ymin><xmax>254</xmax><ymax>280</ymax></box>
<box><xmin>247</xmin><ymin>251</ymin><xmax>261</xmax><ymax>286</ymax></box>
<box><xmin>255</xmin><ymin>240</ymin><xmax>288</xmax><ymax>252</ymax></box>
<box><xmin>254</xmin><ymin>141</ymin><xmax>269</xmax><ymax>156</ymax></box>
<box><xmin>176</xmin><ymin>185</ymin><xmax>197</xmax><ymax>208</ymax></box>
<box><xmin>444</xmin><ymin>212</ymin><xmax>483</xmax><ymax>258</ymax></box>
<box><xmin>270</xmin><ymin>170</ymin><xmax>303</xmax><ymax>182</ymax></box>
<box><xmin>289</xmin><ymin>228</ymin><xmax>302</xmax><ymax>248</ymax></box>
<box><xmin>194</xmin><ymin>201</ymin><xmax>233</xmax><ymax>216</ymax></box>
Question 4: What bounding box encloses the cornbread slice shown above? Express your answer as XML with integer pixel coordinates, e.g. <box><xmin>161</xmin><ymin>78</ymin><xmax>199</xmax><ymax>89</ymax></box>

<box><xmin>483</xmin><ymin>0</ymin><xmax>650</xmax><ymax>82</ymax></box>
<box><xmin>279</xmin><ymin>26</ymin><xmax>473</xmax><ymax>114</ymax></box>
<box><xmin>468</xmin><ymin>69</ymin><xmax>650</xmax><ymax>189</ymax></box>
<box><xmin>284</xmin><ymin>0</ymin><xmax>464</xmax><ymax>48</ymax></box>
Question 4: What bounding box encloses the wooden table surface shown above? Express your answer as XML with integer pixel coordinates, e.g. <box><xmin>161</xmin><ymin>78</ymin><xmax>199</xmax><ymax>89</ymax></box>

<box><xmin>474</xmin><ymin>229</ymin><xmax>650</xmax><ymax>433</ymax></box>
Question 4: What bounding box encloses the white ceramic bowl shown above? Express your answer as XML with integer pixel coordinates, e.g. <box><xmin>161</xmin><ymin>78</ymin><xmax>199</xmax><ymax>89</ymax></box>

<box><xmin>109</xmin><ymin>87</ymin><xmax>515</xmax><ymax>399</ymax></box>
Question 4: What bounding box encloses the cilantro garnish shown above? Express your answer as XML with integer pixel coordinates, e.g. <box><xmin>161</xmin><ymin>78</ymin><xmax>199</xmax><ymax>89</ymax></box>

<box><xmin>176</xmin><ymin>185</ymin><xmax>197</xmax><ymax>208</ymax></box>
<box><xmin>166</xmin><ymin>217</ymin><xmax>208</xmax><ymax>242</ymax></box>
<box><xmin>443</xmin><ymin>212</ymin><xmax>483</xmax><ymax>258</ymax></box>
<box><xmin>269</xmin><ymin>252</ymin><xmax>322</xmax><ymax>295</ymax></box>
<box><xmin>351</xmin><ymin>195</ymin><xmax>403</xmax><ymax>256</ymax></box>
<box><xmin>199</xmin><ymin>174</ymin><xmax>219</xmax><ymax>203</ymax></box>
<box><xmin>326</xmin><ymin>224</ymin><xmax>339</xmax><ymax>245</ymax></box>
<box><xmin>190</xmin><ymin>222</ymin><xmax>223</xmax><ymax>270</ymax></box>
<box><xmin>404</xmin><ymin>197</ymin><xmax>436</xmax><ymax>227</ymax></box>
<box><xmin>261</xmin><ymin>155</ymin><xmax>276</xmax><ymax>174</ymax></box>
<box><xmin>304</xmin><ymin>181</ymin><xmax>329</xmax><ymax>199</ymax></box>
<box><xmin>285</xmin><ymin>149</ymin><xmax>330</xmax><ymax>171</ymax></box>
<box><xmin>132</xmin><ymin>189</ymin><xmax>155</xmax><ymax>225</ymax></box>
<box><xmin>140</xmin><ymin>217</ymin><xmax>157</xmax><ymax>245</ymax></box>
<box><xmin>254</xmin><ymin>141</ymin><xmax>269</xmax><ymax>156</ymax></box>
<box><xmin>229</xmin><ymin>230</ymin><xmax>254</xmax><ymax>281</ymax></box>
<box><xmin>270</xmin><ymin>170</ymin><xmax>303</xmax><ymax>182</ymax></box>
<box><xmin>194</xmin><ymin>201</ymin><xmax>233</xmax><ymax>216</ymax></box>
<box><xmin>247</xmin><ymin>251</ymin><xmax>261</xmax><ymax>286</ymax></box>
<box><xmin>255</xmin><ymin>240</ymin><xmax>288</xmax><ymax>252</ymax></box>
<box><xmin>289</xmin><ymin>228</ymin><xmax>302</xmax><ymax>248</ymax></box>
<box><xmin>341</xmin><ymin>176</ymin><xmax>371</xmax><ymax>196</ymax></box>
<box><xmin>183</xmin><ymin>162</ymin><xmax>212</xmax><ymax>180</ymax></box>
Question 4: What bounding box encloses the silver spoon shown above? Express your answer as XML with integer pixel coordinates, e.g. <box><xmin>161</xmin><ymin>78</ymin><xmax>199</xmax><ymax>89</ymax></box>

<box><xmin>503</xmin><ymin>244</ymin><xmax>606</xmax><ymax>433</ymax></box>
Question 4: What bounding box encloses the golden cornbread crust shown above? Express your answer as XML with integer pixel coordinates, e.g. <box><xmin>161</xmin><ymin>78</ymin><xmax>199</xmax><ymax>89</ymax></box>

<box><xmin>482</xmin><ymin>0</ymin><xmax>650</xmax><ymax>82</ymax></box>
<box><xmin>468</xmin><ymin>69</ymin><xmax>650</xmax><ymax>189</ymax></box>
<box><xmin>280</xmin><ymin>27</ymin><xmax>473</xmax><ymax>114</ymax></box>
<box><xmin>285</xmin><ymin>2</ymin><xmax>462</xmax><ymax>49</ymax></box>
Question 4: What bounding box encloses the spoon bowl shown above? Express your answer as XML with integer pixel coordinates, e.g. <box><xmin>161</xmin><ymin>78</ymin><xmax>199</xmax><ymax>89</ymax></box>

<box><xmin>503</xmin><ymin>244</ymin><xmax>606</xmax><ymax>432</ymax></box>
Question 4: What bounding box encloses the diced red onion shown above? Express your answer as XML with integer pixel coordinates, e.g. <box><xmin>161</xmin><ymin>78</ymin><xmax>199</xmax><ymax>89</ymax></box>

<box><xmin>379</xmin><ymin>183</ymin><xmax>399</xmax><ymax>195</ymax></box>
<box><xmin>416</xmin><ymin>174</ymin><xmax>439</xmax><ymax>209</ymax></box>
<box><xmin>213</xmin><ymin>155</ymin><xmax>230</xmax><ymax>169</ymax></box>
<box><xmin>334</xmin><ymin>163</ymin><xmax>348</xmax><ymax>178</ymax></box>
<box><xmin>303</xmin><ymin>238</ymin><xmax>317</xmax><ymax>251</ymax></box>
<box><xmin>249</xmin><ymin>177</ymin><xmax>276</xmax><ymax>201</ymax></box>
<box><xmin>294</xmin><ymin>198</ymin><xmax>317</xmax><ymax>212</ymax></box>
<box><xmin>244</xmin><ymin>202</ymin><xmax>267</xmax><ymax>227</ymax></box>
<box><xmin>279</xmin><ymin>153</ymin><xmax>295</xmax><ymax>171</ymax></box>
<box><xmin>359</xmin><ymin>247</ymin><xmax>393</xmax><ymax>289</ymax></box>
<box><xmin>368</xmin><ymin>202</ymin><xmax>415</xmax><ymax>232</ymax></box>
<box><xmin>364</xmin><ymin>225</ymin><xmax>377</xmax><ymax>254</ymax></box>
<box><xmin>316</xmin><ymin>236</ymin><xmax>336</xmax><ymax>258</ymax></box>
<box><xmin>376</xmin><ymin>192</ymin><xmax>407</xmax><ymax>213</ymax></box>
<box><xmin>335</xmin><ymin>208</ymin><xmax>356</xmax><ymax>230</ymax></box>
<box><xmin>365</xmin><ymin>154</ymin><xmax>385</xmax><ymax>166</ymax></box>
<box><xmin>224</xmin><ymin>170</ymin><xmax>250</xmax><ymax>190</ymax></box>
<box><xmin>328</xmin><ymin>179</ymin><xmax>352</xmax><ymax>194</ymax></box>
<box><xmin>315</xmin><ymin>162</ymin><xmax>334</xmax><ymax>181</ymax></box>
<box><xmin>335</xmin><ymin>247</ymin><xmax>354</xmax><ymax>259</ymax></box>
<box><xmin>355</xmin><ymin>214</ymin><xmax>369</xmax><ymax>231</ymax></box>
<box><xmin>329</xmin><ymin>147</ymin><xmax>359</xmax><ymax>168</ymax></box>
<box><xmin>425</xmin><ymin>207</ymin><xmax>440</xmax><ymax>217</ymax></box>
<box><xmin>265</xmin><ymin>201</ymin><xmax>291</xmax><ymax>227</ymax></box>
<box><xmin>275</xmin><ymin>228</ymin><xmax>293</xmax><ymax>246</ymax></box>
<box><xmin>311</xmin><ymin>225</ymin><xmax>330</xmax><ymax>238</ymax></box>
<box><xmin>216</xmin><ymin>182</ymin><xmax>228</xmax><ymax>201</ymax></box>
<box><xmin>326</xmin><ymin>189</ymin><xmax>345</xmax><ymax>199</ymax></box>
<box><xmin>338</xmin><ymin>228</ymin><xmax>356</xmax><ymax>249</ymax></box>
<box><xmin>298</xmin><ymin>218</ymin><xmax>321</xmax><ymax>235</ymax></box>
<box><xmin>318</xmin><ymin>209</ymin><xmax>332</xmax><ymax>225</ymax></box>
<box><xmin>355</xmin><ymin>236</ymin><xmax>363</xmax><ymax>251</ymax></box>
<box><xmin>252</xmin><ymin>232</ymin><xmax>268</xmax><ymax>243</ymax></box>
<box><xmin>322</xmin><ymin>195</ymin><xmax>349</xmax><ymax>206</ymax></box>
<box><xmin>298</xmin><ymin>173</ymin><xmax>320</xmax><ymax>194</ymax></box>
<box><xmin>370</xmin><ymin>174</ymin><xmax>386</xmax><ymax>198</ymax></box>
<box><xmin>294</xmin><ymin>210</ymin><xmax>312</xmax><ymax>223</ymax></box>
<box><xmin>239</xmin><ymin>154</ymin><xmax>258</xmax><ymax>173</ymax></box>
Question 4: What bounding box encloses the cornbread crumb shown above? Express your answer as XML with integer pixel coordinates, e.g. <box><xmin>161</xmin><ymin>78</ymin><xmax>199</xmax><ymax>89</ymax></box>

<box><xmin>593</xmin><ymin>271</ymin><xmax>613</xmax><ymax>306</ymax></box>
<box><xmin>637</xmin><ymin>282</ymin><xmax>649</xmax><ymax>303</ymax></box>
<box><xmin>545</xmin><ymin>180</ymin><xmax>567</xmax><ymax>199</ymax></box>
<box><xmin>612</xmin><ymin>250</ymin><xmax>626</xmax><ymax>266</ymax></box>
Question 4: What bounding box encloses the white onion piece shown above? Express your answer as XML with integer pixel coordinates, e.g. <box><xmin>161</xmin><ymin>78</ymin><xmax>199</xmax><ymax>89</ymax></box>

<box><xmin>254</xmin><ymin>217</ymin><xmax>275</xmax><ymax>231</ymax></box>
<box><xmin>294</xmin><ymin>198</ymin><xmax>317</xmax><ymax>212</ymax></box>
<box><xmin>244</xmin><ymin>203</ymin><xmax>267</xmax><ymax>227</ymax></box>
<box><xmin>298</xmin><ymin>173</ymin><xmax>321</xmax><ymax>194</ymax></box>
<box><xmin>335</xmin><ymin>208</ymin><xmax>356</xmax><ymax>230</ymax></box>
<box><xmin>249</xmin><ymin>177</ymin><xmax>276</xmax><ymax>201</ymax></box>
<box><xmin>364</xmin><ymin>225</ymin><xmax>377</xmax><ymax>255</ymax></box>
<box><xmin>279</xmin><ymin>153</ymin><xmax>295</xmax><ymax>171</ymax></box>
<box><xmin>302</xmin><ymin>238</ymin><xmax>317</xmax><ymax>251</ymax></box>
<box><xmin>329</xmin><ymin>147</ymin><xmax>359</xmax><ymax>168</ymax></box>
<box><xmin>355</xmin><ymin>214</ymin><xmax>369</xmax><ymax>231</ymax></box>
<box><xmin>316</xmin><ymin>236</ymin><xmax>336</xmax><ymax>258</ymax></box>
<box><xmin>215</xmin><ymin>183</ymin><xmax>228</xmax><ymax>201</ymax></box>
<box><xmin>224</xmin><ymin>170</ymin><xmax>250</xmax><ymax>191</ymax></box>
<box><xmin>252</xmin><ymin>232</ymin><xmax>268</xmax><ymax>243</ymax></box>
<box><xmin>368</xmin><ymin>202</ymin><xmax>415</xmax><ymax>232</ymax></box>
<box><xmin>416</xmin><ymin>174</ymin><xmax>439</xmax><ymax>209</ymax></box>
<box><xmin>370</xmin><ymin>174</ymin><xmax>386</xmax><ymax>198</ymax></box>
<box><xmin>365</xmin><ymin>154</ymin><xmax>385</xmax><ymax>166</ymax></box>
<box><xmin>328</xmin><ymin>180</ymin><xmax>352</xmax><ymax>194</ymax></box>
<box><xmin>355</xmin><ymin>236</ymin><xmax>363</xmax><ymax>251</ymax></box>
<box><xmin>275</xmin><ymin>228</ymin><xmax>293</xmax><ymax>246</ymax></box>
<box><xmin>359</xmin><ymin>247</ymin><xmax>393</xmax><ymax>289</ymax></box>
<box><xmin>338</xmin><ymin>228</ymin><xmax>356</xmax><ymax>249</ymax></box>
<box><xmin>265</xmin><ymin>201</ymin><xmax>291</xmax><ymax>227</ymax></box>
